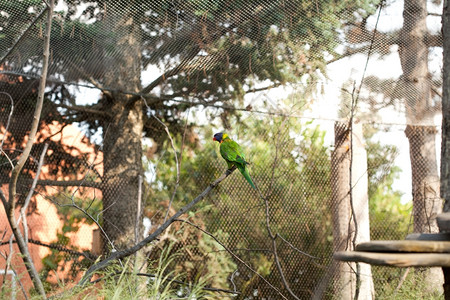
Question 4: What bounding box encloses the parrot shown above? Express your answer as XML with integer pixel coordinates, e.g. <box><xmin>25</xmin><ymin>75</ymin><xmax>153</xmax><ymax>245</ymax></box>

<box><xmin>213</xmin><ymin>132</ymin><xmax>256</xmax><ymax>189</ymax></box>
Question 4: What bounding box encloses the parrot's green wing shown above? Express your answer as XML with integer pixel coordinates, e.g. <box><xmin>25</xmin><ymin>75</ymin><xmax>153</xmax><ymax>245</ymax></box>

<box><xmin>220</xmin><ymin>139</ymin><xmax>255</xmax><ymax>189</ymax></box>
<box><xmin>220</xmin><ymin>139</ymin><xmax>247</xmax><ymax>165</ymax></box>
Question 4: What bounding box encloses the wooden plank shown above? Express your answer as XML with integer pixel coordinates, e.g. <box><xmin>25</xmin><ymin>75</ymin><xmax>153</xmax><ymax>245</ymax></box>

<box><xmin>334</xmin><ymin>251</ymin><xmax>450</xmax><ymax>267</ymax></box>
<box><xmin>355</xmin><ymin>240</ymin><xmax>450</xmax><ymax>253</ymax></box>
<box><xmin>406</xmin><ymin>233</ymin><xmax>450</xmax><ymax>241</ymax></box>
<box><xmin>438</xmin><ymin>212</ymin><xmax>450</xmax><ymax>233</ymax></box>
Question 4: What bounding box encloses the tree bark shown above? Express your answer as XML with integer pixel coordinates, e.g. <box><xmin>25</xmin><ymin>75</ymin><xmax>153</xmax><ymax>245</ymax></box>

<box><xmin>405</xmin><ymin>125</ymin><xmax>441</xmax><ymax>233</ymax></box>
<box><xmin>401</xmin><ymin>0</ymin><xmax>441</xmax><ymax>233</ymax></box>
<box><xmin>442</xmin><ymin>0</ymin><xmax>450</xmax><ymax>212</ymax></box>
<box><xmin>441</xmin><ymin>1</ymin><xmax>450</xmax><ymax>297</ymax></box>
<box><xmin>400</xmin><ymin>0</ymin><xmax>443</xmax><ymax>292</ymax></box>
<box><xmin>100</xmin><ymin>4</ymin><xmax>144</xmax><ymax>250</ymax></box>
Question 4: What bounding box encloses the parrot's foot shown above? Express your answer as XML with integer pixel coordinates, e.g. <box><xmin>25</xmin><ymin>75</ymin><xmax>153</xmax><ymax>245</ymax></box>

<box><xmin>226</xmin><ymin>166</ymin><xmax>237</xmax><ymax>175</ymax></box>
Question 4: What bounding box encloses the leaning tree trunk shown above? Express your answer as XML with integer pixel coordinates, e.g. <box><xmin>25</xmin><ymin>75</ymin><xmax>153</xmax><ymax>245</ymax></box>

<box><xmin>100</xmin><ymin>4</ymin><xmax>144</xmax><ymax>251</ymax></box>
<box><xmin>400</xmin><ymin>0</ymin><xmax>443</xmax><ymax>292</ymax></box>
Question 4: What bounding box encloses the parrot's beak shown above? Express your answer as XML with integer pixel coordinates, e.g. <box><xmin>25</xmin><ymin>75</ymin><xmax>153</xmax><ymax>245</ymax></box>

<box><xmin>213</xmin><ymin>137</ymin><xmax>217</xmax><ymax>141</ymax></box>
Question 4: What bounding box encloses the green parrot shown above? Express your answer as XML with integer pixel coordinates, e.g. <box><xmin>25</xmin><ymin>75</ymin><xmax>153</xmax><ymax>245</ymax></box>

<box><xmin>213</xmin><ymin>132</ymin><xmax>256</xmax><ymax>189</ymax></box>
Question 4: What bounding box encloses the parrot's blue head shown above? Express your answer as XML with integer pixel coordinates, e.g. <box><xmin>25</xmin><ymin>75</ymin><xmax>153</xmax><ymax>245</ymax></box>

<box><xmin>213</xmin><ymin>132</ymin><xmax>227</xmax><ymax>143</ymax></box>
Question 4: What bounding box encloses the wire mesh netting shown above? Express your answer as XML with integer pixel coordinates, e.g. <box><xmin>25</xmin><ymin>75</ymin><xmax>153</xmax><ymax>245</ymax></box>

<box><xmin>0</xmin><ymin>0</ymin><xmax>445</xmax><ymax>298</ymax></box>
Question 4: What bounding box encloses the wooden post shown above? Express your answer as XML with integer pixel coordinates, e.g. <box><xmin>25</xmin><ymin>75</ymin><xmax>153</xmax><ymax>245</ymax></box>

<box><xmin>330</xmin><ymin>121</ymin><xmax>373</xmax><ymax>299</ymax></box>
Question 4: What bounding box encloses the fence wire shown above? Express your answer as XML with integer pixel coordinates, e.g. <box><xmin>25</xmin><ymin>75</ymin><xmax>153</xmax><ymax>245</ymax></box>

<box><xmin>0</xmin><ymin>0</ymin><xmax>444</xmax><ymax>298</ymax></box>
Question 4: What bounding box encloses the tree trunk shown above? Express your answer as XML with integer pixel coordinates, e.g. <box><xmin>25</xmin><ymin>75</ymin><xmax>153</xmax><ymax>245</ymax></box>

<box><xmin>329</xmin><ymin>121</ymin><xmax>373</xmax><ymax>300</ymax></box>
<box><xmin>405</xmin><ymin>125</ymin><xmax>441</xmax><ymax>233</ymax></box>
<box><xmin>441</xmin><ymin>0</ymin><xmax>450</xmax><ymax>214</ymax></box>
<box><xmin>400</xmin><ymin>0</ymin><xmax>443</xmax><ymax>292</ymax></box>
<box><xmin>441</xmin><ymin>0</ymin><xmax>450</xmax><ymax>297</ymax></box>
<box><xmin>100</xmin><ymin>4</ymin><xmax>144</xmax><ymax>250</ymax></box>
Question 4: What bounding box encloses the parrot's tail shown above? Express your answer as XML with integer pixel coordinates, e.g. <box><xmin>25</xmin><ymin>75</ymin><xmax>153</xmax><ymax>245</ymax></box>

<box><xmin>240</xmin><ymin>166</ymin><xmax>256</xmax><ymax>189</ymax></box>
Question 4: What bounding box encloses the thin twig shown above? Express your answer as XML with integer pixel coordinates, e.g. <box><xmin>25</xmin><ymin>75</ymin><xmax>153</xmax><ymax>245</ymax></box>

<box><xmin>52</xmin><ymin>195</ymin><xmax>116</xmax><ymax>252</ymax></box>
<box><xmin>276</xmin><ymin>234</ymin><xmax>318</xmax><ymax>260</ymax></box>
<box><xmin>0</xmin><ymin>251</ymin><xmax>28</xmax><ymax>300</ymax></box>
<box><xmin>19</xmin><ymin>143</ymin><xmax>49</xmax><ymax>243</ymax></box>
<box><xmin>348</xmin><ymin>4</ymin><xmax>383</xmax><ymax>299</ymax></box>
<box><xmin>0</xmin><ymin>237</ymin><xmax>13</xmax><ymax>296</ymax></box>
<box><xmin>393</xmin><ymin>267</ymin><xmax>410</xmax><ymax>295</ymax></box>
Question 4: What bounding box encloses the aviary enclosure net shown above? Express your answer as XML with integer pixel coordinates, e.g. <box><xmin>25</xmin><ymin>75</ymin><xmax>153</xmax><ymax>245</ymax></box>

<box><xmin>0</xmin><ymin>0</ymin><xmax>444</xmax><ymax>298</ymax></box>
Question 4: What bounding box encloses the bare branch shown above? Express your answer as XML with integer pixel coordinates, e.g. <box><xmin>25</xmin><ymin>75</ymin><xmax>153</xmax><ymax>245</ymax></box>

<box><xmin>51</xmin><ymin>194</ymin><xmax>116</xmax><ymax>252</ymax></box>
<box><xmin>246</xmin><ymin>82</ymin><xmax>282</xmax><ymax>94</ymax></box>
<box><xmin>57</xmin><ymin>103</ymin><xmax>110</xmax><ymax>117</ymax></box>
<box><xmin>127</xmin><ymin>47</ymin><xmax>200</xmax><ymax>105</ymax></box>
<box><xmin>19</xmin><ymin>179</ymin><xmax>103</xmax><ymax>188</ymax></box>
<box><xmin>276</xmin><ymin>233</ymin><xmax>318</xmax><ymax>260</ymax></box>
<box><xmin>62</xmin><ymin>55</ymin><xmax>113</xmax><ymax>99</ymax></box>
<box><xmin>1</xmin><ymin>1</ymin><xmax>55</xmax><ymax>297</ymax></box>
<box><xmin>0</xmin><ymin>238</ymin><xmax>97</xmax><ymax>261</ymax></box>
<box><xmin>0</xmin><ymin>246</ymin><xmax>29</xmax><ymax>300</ymax></box>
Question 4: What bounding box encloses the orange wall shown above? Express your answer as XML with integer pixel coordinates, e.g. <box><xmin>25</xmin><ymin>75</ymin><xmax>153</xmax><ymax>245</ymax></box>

<box><xmin>0</xmin><ymin>123</ymin><xmax>103</xmax><ymax>293</ymax></box>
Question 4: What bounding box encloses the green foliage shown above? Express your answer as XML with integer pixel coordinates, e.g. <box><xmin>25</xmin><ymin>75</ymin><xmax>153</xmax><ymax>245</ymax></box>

<box><xmin>144</xmin><ymin>211</ymin><xmax>237</xmax><ymax>293</ymax></box>
<box><xmin>146</xmin><ymin>110</ymin><xmax>412</xmax><ymax>297</ymax></box>
<box><xmin>146</xmin><ymin>109</ymin><xmax>334</xmax><ymax>297</ymax></box>
<box><xmin>34</xmin><ymin>248</ymin><xmax>211</xmax><ymax>299</ymax></box>
<box><xmin>365</xmin><ymin>125</ymin><xmax>411</xmax><ymax>240</ymax></box>
<box><xmin>363</xmin><ymin>125</ymin><xmax>419</xmax><ymax>298</ymax></box>
<box><xmin>373</xmin><ymin>267</ymin><xmax>444</xmax><ymax>300</ymax></box>
<box><xmin>197</xmin><ymin>229</ymin><xmax>238</xmax><ymax>288</ymax></box>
